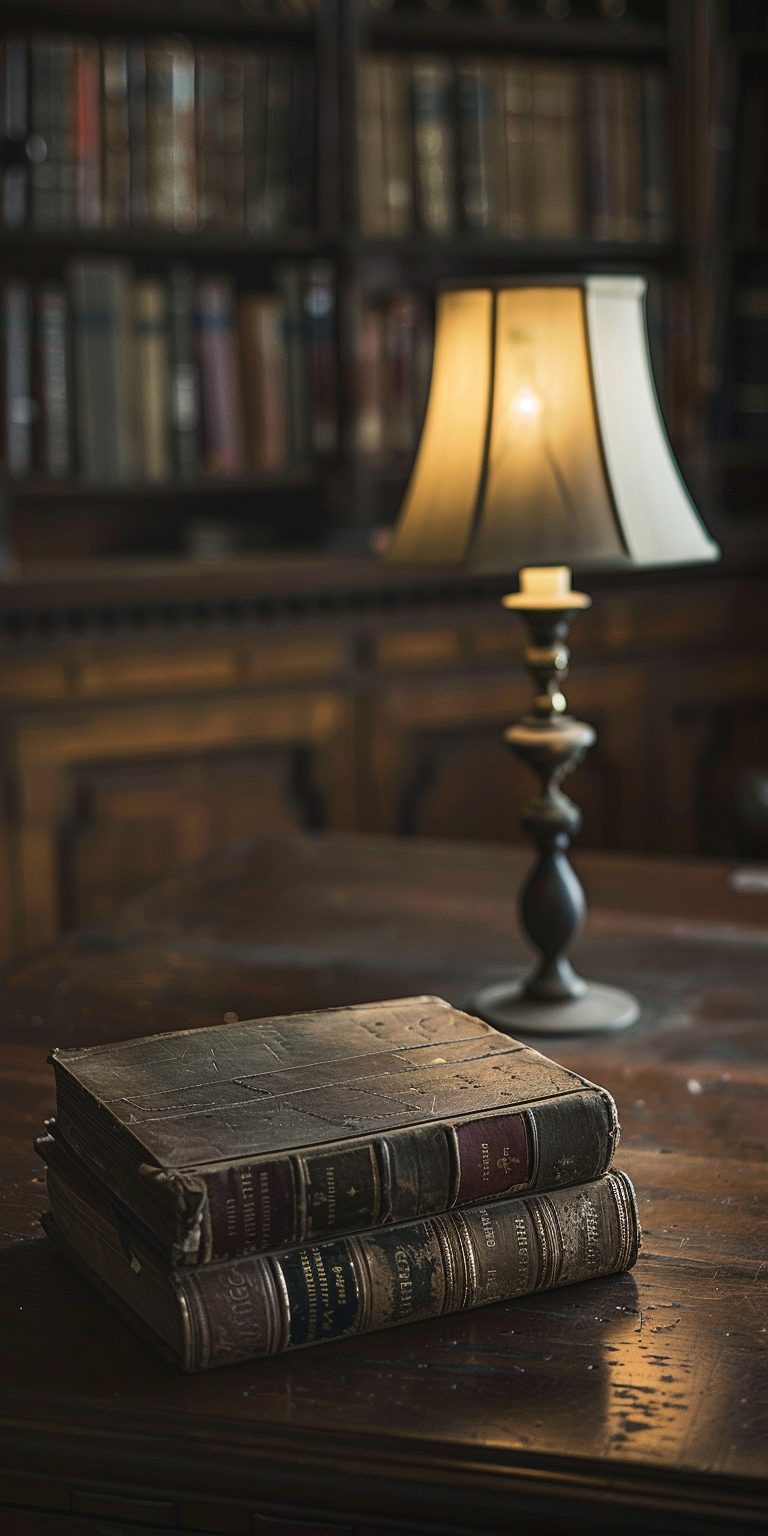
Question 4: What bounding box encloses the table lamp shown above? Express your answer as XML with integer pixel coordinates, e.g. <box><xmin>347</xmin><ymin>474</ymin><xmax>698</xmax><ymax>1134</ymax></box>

<box><xmin>386</xmin><ymin>276</ymin><xmax>720</xmax><ymax>1034</ymax></box>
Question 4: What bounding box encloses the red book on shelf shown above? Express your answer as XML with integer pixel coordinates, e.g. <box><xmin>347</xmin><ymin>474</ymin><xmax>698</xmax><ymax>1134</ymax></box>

<box><xmin>74</xmin><ymin>38</ymin><xmax>102</xmax><ymax>228</ymax></box>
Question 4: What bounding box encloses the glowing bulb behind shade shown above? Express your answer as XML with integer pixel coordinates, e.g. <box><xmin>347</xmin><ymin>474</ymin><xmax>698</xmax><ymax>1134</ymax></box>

<box><xmin>511</xmin><ymin>386</ymin><xmax>542</xmax><ymax>421</ymax></box>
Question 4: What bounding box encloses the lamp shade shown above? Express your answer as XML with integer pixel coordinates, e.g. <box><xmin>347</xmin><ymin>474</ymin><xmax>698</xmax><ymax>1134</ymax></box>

<box><xmin>386</xmin><ymin>276</ymin><xmax>720</xmax><ymax>574</ymax></box>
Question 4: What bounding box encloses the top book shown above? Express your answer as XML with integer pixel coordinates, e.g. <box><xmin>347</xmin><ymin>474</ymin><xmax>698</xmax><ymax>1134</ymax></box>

<box><xmin>49</xmin><ymin>995</ymin><xmax>619</xmax><ymax>1266</ymax></box>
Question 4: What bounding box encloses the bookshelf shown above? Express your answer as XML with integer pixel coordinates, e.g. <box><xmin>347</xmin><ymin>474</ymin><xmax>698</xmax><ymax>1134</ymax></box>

<box><xmin>0</xmin><ymin>0</ymin><xmax>765</xmax><ymax>565</ymax></box>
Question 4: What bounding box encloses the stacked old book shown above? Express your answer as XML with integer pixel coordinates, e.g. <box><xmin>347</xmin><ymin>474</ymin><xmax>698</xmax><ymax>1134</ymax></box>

<box><xmin>36</xmin><ymin>995</ymin><xmax>640</xmax><ymax>1372</ymax></box>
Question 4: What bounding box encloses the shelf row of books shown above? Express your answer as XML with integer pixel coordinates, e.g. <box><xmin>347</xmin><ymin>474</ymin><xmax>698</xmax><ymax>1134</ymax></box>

<box><xmin>0</xmin><ymin>34</ymin><xmax>315</xmax><ymax>235</ymax></box>
<box><xmin>2</xmin><ymin>259</ymin><xmax>336</xmax><ymax>485</ymax></box>
<box><xmin>358</xmin><ymin>53</ymin><xmax>671</xmax><ymax>241</ymax></box>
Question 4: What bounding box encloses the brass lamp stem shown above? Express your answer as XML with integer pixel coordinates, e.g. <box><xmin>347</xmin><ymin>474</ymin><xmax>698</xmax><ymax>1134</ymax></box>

<box><xmin>473</xmin><ymin>567</ymin><xmax>640</xmax><ymax>1036</ymax></box>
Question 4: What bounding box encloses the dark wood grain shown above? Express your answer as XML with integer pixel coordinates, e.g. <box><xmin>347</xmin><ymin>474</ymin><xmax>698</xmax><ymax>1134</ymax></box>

<box><xmin>1</xmin><ymin>833</ymin><xmax>767</xmax><ymax>1534</ymax></box>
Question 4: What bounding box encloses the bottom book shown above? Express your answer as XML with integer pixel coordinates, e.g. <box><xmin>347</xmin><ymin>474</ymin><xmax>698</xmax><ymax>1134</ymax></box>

<box><xmin>43</xmin><ymin>1160</ymin><xmax>640</xmax><ymax>1373</ymax></box>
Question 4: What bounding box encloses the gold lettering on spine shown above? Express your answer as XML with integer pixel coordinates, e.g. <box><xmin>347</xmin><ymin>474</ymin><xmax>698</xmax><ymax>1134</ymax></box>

<box><xmin>299</xmin><ymin>1249</ymin><xmax>319</xmax><ymax>1341</ymax></box>
<box><xmin>514</xmin><ymin>1214</ymin><xmax>530</xmax><ymax>1293</ymax></box>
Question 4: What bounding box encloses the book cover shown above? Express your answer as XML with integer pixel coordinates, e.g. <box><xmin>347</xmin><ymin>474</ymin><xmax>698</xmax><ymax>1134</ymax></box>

<box><xmin>412</xmin><ymin>56</ymin><xmax>457</xmax><ymax>237</ymax></box>
<box><xmin>133</xmin><ymin>277</ymin><xmax>171</xmax><ymax>481</ymax></box>
<box><xmin>49</xmin><ymin>995</ymin><xmax>619</xmax><ymax>1267</ymax></box>
<box><xmin>196</xmin><ymin>46</ymin><xmax>227</xmax><ymax>229</ymax></box>
<box><xmin>36</xmin><ymin>282</ymin><xmax>72</xmax><ymax>478</ymax></box>
<box><xmin>239</xmin><ymin>292</ymin><xmax>289</xmax><ymax>471</ymax></box>
<box><xmin>384</xmin><ymin>291</ymin><xmax>423</xmax><ymax>455</ymax></box>
<box><xmin>43</xmin><ymin>1153</ymin><xmax>639</xmax><ymax>1372</ymax></box>
<box><xmin>101</xmin><ymin>40</ymin><xmax>130</xmax><ymax>229</ymax></box>
<box><xmin>1</xmin><ymin>35</ymin><xmax>29</xmax><ymax>229</ymax></box>
<box><xmin>196</xmin><ymin>275</ymin><xmax>245</xmax><ymax>474</ymax></box>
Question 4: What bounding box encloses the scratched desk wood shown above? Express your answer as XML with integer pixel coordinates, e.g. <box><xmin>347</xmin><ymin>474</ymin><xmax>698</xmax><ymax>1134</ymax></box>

<box><xmin>0</xmin><ymin>834</ymin><xmax>767</xmax><ymax>1536</ymax></box>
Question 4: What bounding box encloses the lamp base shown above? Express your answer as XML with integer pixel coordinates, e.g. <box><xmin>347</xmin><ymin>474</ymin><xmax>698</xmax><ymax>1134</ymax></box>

<box><xmin>473</xmin><ymin>976</ymin><xmax>640</xmax><ymax>1037</ymax></box>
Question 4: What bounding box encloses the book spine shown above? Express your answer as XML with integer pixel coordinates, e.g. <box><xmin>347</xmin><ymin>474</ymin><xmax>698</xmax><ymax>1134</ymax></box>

<box><xmin>196</xmin><ymin>47</ymin><xmax>226</xmax><ymax>230</ymax></box>
<box><xmin>101</xmin><ymin>40</ymin><xmax>130</xmax><ymax>229</ymax></box>
<box><xmin>197</xmin><ymin>275</ymin><xmax>245</xmax><ymax>473</ymax></box>
<box><xmin>262</xmin><ymin>53</ymin><xmax>293</xmax><ymax>233</ymax></box>
<box><xmin>503</xmin><ymin>62</ymin><xmax>531</xmax><ymax>238</ymax></box>
<box><xmin>276</xmin><ymin>261</ymin><xmax>312</xmax><ymax>463</ymax></box>
<box><xmin>221</xmin><ymin>49</ymin><xmax>245</xmax><ymax>231</ymax></box>
<box><xmin>412</xmin><ymin>56</ymin><xmax>457</xmax><ymax>236</ymax></box>
<box><xmin>177</xmin><ymin>1171</ymin><xmax>639</xmax><ymax>1369</ymax></box>
<box><xmin>613</xmin><ymin>68</ymin><xmax>643</xmax><ymax>242</ymax></box>
<box><xmin>69</xmin><ymin>258</ymin><xmax>135</xmax><ymax>483</ymax></box>
<box><xmin>2</xmin><ymin>35</ymin><xmax>29</xmax><ymax>229</ymax></box>
<box><xmin>74</xmin><ymin>37</ymin><xmax>102</xmax><ymax>228</ymax></box>
<box><xmin>381</xmin><ymin>54</ymin><xmax>414</xmax><ymax>236</ymax></box>
<box><xmin>641</xmin><ymin>69</ymin><xmax>672</xmax><ymax>243</ymax></box>
<box><xmin>384</xmin><ymin>291</ymin><xmax>418</xmax><ymax>454</ymax></box>
<box><xmin>151</xmin><ymin>1087</ymin><xmax>618</xmax><ymax>1265</ymax></box>
<box><xmin>457</xmin><ymin>58</ymin><xmax>505</xmax><ymax>235</ymax></box>
<box><xmin>30</xmin><ymin>37</ymin><xmax>76</xmax><ymax>230</ymax></box>
<box><xmin>238</xmin><ymin>294</ymin><xmax>289</xmax><ymax>471</ymax></box>
<box><xmin>146</xmin><ymin>39</ymin><xmax>196</xmax><ymax>231</ymax></box>
<box><xmin>37</xmin><ymin>282</ymin><xmax>72</xmax><ymax>478</ymax></box>
<box><xmin>127</xmin><ymin>40</ymin><xmax>148</xmax><ymax>225</ymax></box>
<box><xmin>133</xmin><ymin>278</ymin><xmax>171</xmax><ymax>481</ymax></box>
<box><xmin>357</xmin><ymin>55</ymin><xmax>388</xmax><ymax>237</ymax></box>
<box><xmin>3</xmin><ymin>281</ymin><xmax>34</xmax><ymax>476</ymax></box>
<box><xmin>168</xmin><ymin>264</ymin><xmax>201</xmax><ymax>479</ymax></box>
<box><xmin>354</xmin><ymin>303</ymin><xmax>385</xmax><ymax>460</ymax></box>
<box><xmin>531</xmin><ymin>64</ymin><xmax>582</xmax><ymax>239</ymax></box>
<box><xmin>243</xmin><ymin>50</ymin><xmax>268</xmax><ymax>235</ymax></box>
<box><xmin>732</xmin><ymin>272</ymin><xmax>768</xmax><ymax>439</ymax></box>
<box><xmin>289</xmin><ymin>51</ymin><xmax>315</xmax><ymax>229</ymax></box>
<box><xmin>586</xmin><ymin>68</ymin><xmax>615</xmax><ymax>240</ymax></box>
<box><xmin>304</xmin><ymin>260</ymin><xmax>337</xmax><ymax>456</ymax></box>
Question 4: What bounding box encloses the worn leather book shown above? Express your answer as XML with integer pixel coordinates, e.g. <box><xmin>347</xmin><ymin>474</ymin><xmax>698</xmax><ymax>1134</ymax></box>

<box><xmin>48</xmin><ymin>996</ymin><xmax>619</xmax><ymax>1267</ymax></box>
<box><xmin>133</xmin><ymin>277</ymin><xmax>171</xmax><ymax>481</ymax></box>
<box><xmin>42</xmin><ymin>1149</ymin><xmax>639</xmax><ymax>1372</ymax></box>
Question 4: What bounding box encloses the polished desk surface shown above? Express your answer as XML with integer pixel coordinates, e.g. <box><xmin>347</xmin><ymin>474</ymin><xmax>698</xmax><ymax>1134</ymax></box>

<box><xmin>1</xmin><ymin>833</ymin><xmax>767</xmax><ymax>1536</ymax></box>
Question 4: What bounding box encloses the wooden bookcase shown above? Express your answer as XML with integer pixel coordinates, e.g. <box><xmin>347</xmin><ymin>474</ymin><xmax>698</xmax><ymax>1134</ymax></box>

<box><xmin>1</xmin><ymin>0</ymin><xmax>762</xmax><ymax>563</ymax></box>
<box><xmin>0</xmin><ymin>0</ymin><xmax>767</xmax><ymax>963</ymax></box>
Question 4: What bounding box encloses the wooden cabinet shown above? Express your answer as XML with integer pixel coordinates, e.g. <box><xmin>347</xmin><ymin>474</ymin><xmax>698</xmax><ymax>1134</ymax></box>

<box><xmin>0</xmin><ymin>557</ymin><xmax>766</xmax><ymax>964</ymax></box>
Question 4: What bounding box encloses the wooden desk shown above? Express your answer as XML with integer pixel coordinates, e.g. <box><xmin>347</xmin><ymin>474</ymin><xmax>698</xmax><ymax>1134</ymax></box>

<box><xmin>1</xmin><ymin>833</ymin><xmax>767</xmax><ymax>1535</ymax></box>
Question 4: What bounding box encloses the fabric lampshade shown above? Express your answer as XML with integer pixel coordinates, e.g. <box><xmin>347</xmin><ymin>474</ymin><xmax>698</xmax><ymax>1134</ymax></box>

<box><xmin>386</xmin><ymin>276</ymin><xmax>720</xmax><ymax>574</ymax></box>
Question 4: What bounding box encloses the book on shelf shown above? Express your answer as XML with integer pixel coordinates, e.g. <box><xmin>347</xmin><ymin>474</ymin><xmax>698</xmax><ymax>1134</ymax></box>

<box><xmin>355</xmin><ymin>291</ymin><xmax>432</xmax><ymax>462</ymax></box>
<box><xmin>1</xmin><ymin>257</ymin><xmax>336</xmax><ymax>484</ymax></box>
<box><xmin>357</xmin><ymin>50</ymin><xmax>672</xmax><ymax>244</ymax></box>
<box><xmin>724</xmin><ymin>265</ymin><xmax>768</xmax><ymax>441</ymax></box>
<box><xmin>41</xmin><ymin>1142</ymin><xmax>639</xmax><ymax>1373</ymax></box>
<box><xmin>44</xmin><ymin>996</ymin><xmax>620</xmax><ymax>1267</ymax></box>
<box><xmin>1</xmin><ymin>31</ymin><xmax>316</xmax><ymax>236</ymax></box>
<box><xmin>1</xmin><ymin>35</ymin><xmax>28</xmax><ymax>229</ymax></box>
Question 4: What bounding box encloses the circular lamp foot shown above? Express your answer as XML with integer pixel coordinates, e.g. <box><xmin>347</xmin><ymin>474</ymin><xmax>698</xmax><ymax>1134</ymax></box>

<box><xmin>474</xmin><ymin>976</ymin><xmax>640</xmax><ymax>1036</ymax></box>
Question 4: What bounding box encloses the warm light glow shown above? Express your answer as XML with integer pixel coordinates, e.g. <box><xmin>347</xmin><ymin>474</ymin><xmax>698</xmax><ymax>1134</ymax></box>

<box><xmin>511</xmin><ymin>386</ymin><xmax>542</xmax><ymax>420</ymax></box>
<box><xmin>386</xmin><ymin>277</ymin><xmax>720</xmax><ymax>574</ymax></box>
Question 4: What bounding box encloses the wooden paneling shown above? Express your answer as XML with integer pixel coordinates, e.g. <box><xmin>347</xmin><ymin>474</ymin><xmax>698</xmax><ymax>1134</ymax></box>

<box><xmin>0</xmin><ymin>570</ymin><xmax>765</xmax><ymax>963</ymax></box>
<box><xmin>3</xmin><ymin>689</ymin><xmax>355</xmax><ymax>957</ymax></box>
